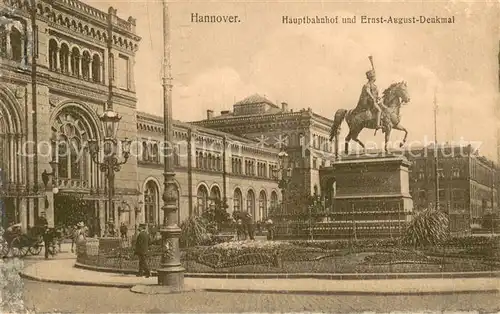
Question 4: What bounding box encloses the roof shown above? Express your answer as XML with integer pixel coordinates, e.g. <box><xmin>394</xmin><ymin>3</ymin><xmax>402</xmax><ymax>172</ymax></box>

<box><xmin>136</xmin><ymin>111</ymin><xmax>278</xmax><ymax>149</ymax></box>
<box><xmin>233</xmin><ymin>93</ymin><xmax>279</xmax><ymax>108</ymax></box>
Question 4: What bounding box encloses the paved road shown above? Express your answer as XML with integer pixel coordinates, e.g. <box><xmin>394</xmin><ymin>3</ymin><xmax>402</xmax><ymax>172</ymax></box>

<box><xmin>21</xmin><ymin>280</ymin><xmax>500</xmax><ymax>313</ymax></box>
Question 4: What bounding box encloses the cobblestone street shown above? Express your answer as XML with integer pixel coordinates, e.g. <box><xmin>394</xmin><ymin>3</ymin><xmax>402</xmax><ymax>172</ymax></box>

<box><xmin>22</xmin><ymin>280</ymin><xmax>500</xmax><ymax>313</ymax></box>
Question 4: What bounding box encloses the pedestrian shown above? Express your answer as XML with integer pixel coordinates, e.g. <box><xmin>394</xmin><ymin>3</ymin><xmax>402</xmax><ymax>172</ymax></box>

<box><xmin>35</xmin><ymin>212</ymin><xmax>51</xmax><ymax>259</ymax></box>
<box><xmin>70</xmin><ymin>224</ymin><xmax>78</xmax><ymax>253</ymax></box>
<box><xmin>236</xmin><ymin>219</ymin><xmax>245</xmax><ymax>240</ymax></box>
<box><xmin>120</xmin><ymin>222</ymin><xmax>128</xmax><ymax>239</ymax></box>
<box><xmin>266</xmin><ymin>218</ymin><xmax>274</xmax><ymax>240</ymax></box>
<box><xmin>134</xmin><ymin>223</ymin><xmax>150</xmax><ymax>278</ymax></box>
<box><xmin>75</xmin><ymin>222</ymin><xmax>87</xmax><ymax>257</ymax></box>
<box><xmin>245</xmin><ymin>213</ymin><xmax>255</xmax><ymax>240</ymax></box>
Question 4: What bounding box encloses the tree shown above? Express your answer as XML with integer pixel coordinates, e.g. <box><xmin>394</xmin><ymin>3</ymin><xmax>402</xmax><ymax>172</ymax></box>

<box><xmin>179</xmin><ymin>216</ymin><xmax>210</xmax><ymax>248</ymax></box>
<box><xmin>201</xmin><ymin>198</ymin><xmax>230</xmax><ymax>232</ymax></box>
<box><xmin>53</xmin><ymin>194</ymin><xmax>91</xmax><ymax>227</ymax></box>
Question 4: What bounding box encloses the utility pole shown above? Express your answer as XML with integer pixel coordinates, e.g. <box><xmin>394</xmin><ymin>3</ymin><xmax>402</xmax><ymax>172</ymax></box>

<box><xmin>30</xmin><ymin>0</ymin><xmax>39</xmax><ymax>219</ymax></box>
<box><xmin>434</xmin><ymin>89</ymin><xmax>440</xmax><ymax>211</ymax></box>
<box><xmin>157</xmin><ymin>0</ymin><xmax>185</xmax><ymax>289</ymax></box>
<box><xmin>106</xmin><ymin>6</ymin><xmax>115</xmax><ymax>224</ymax></box>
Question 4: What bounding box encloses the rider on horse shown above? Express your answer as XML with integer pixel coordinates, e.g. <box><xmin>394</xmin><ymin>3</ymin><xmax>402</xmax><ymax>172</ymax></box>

<box><xmin>358</xmin><ymin>69</ymin><xmax>383</xmax><ymax>130</ymax></box>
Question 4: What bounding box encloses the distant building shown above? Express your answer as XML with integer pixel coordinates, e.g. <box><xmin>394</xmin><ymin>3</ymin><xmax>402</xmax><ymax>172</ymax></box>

<box><xmin>191</xmin><ymin>94</ymin><xmax>334</xmax><ymax>214</ymax></box>
<box><xmin>404</xmin><ymin>144</ymin><xmax>498</xmax><ymax>232</ymax></box>
<box><xmin>136</xmin><ymin>112</ymin><xmax>280</xmax><ymax>226</ymax></box>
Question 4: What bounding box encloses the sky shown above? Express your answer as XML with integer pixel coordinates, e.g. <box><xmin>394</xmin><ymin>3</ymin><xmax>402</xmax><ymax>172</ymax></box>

<box><xmin>83</xmin><ymin>0</ymin><xmax>499</xmax><ymax>160</ymax></box>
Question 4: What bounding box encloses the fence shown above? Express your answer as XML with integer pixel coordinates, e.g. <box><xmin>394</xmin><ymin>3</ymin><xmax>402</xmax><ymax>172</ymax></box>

<box><xmin>76</xmin><ymin>236</ymin><xmax>164</xmax><ymax>271</ymax></box>
<box><xmin>273</xmin><ymin>221</ymin><xmax>407</xmax><ymax>240</ymax></box>
<box><xmin>75</xmin><ymin>234</ymin><xmax>500</xmax><ymax>275</ymax></box>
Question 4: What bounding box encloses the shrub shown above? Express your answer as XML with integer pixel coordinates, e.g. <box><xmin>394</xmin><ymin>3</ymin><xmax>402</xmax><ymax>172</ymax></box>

<box><xmin>180</xmin><ymin>216</ymin><xmax>211</xmax><ymax>248</ymax></box>
<box><xmin>402</xmin><ymin>208</ymin><xmax>449</xmax><ymax>248</ymax></box>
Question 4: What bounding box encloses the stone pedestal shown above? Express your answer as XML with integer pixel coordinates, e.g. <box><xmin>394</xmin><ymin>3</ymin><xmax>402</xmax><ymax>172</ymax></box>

<box><xmin>320</xmin><ymin>154</ymin><xmax>413</xmax><ymax>238</ymax></box>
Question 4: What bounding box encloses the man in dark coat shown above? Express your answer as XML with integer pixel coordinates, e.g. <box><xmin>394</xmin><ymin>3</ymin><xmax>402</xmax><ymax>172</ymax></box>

<box><xmin>134</xmin><ymin>224</ymin><xmax>150</xmax><ymax>278</ymax></box>
<box><xmin>35</xmin><ymin>212</ymin><xmax>50</xmax><ymax>259</ymax></box>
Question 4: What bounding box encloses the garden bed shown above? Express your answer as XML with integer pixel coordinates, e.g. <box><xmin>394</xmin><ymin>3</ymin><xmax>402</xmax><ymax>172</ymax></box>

<box><xmin>77</xmin><ymin>237</ymin><xmax>500</xmax><ymax>274</ymax></box>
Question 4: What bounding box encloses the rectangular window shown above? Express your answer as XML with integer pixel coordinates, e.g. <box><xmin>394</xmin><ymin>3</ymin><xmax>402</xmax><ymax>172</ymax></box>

<box><xmin>313</xmin><ymin>157</ymin><xmax>317</xmax><ymax>169</ymax></box>
<box><xmin>439</xmin><ymin>189</ymin><xmax>446</xmax><ymax>200</ymax></box>
<box><xmin>117</xmin><ymin>54</ymin><xmax>129</xmax><ymax>89</ymax></box>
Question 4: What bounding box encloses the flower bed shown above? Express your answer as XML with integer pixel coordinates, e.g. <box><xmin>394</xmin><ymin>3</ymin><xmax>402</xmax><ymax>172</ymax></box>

<box><xmin>76</xmin><ymin>237</ymin><xmax>500</xmax><ymax>274</ymax></box>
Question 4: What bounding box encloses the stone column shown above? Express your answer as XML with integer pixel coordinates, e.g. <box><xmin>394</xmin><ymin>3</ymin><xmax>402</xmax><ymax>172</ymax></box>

<box><xmin>78</xmin><ymin>56</ymin><xmax>82</xmax><ymax>78</ymax></box>
<box><xmin>6</xmin><ymin>29</ymin><xmax>11</xmax><ymax>58</ymax></box>
<box><xmin>68</xmin><ymin>52</ymin><xmax>73</xmax><ymax>74</ymax></box>
<box><xmin>98</xmin><ymin>200</ymin><xmax>105</xmax><ymax>236</ymax></box>
<box><xmin>56</xmin><ymin>49</ymin><xmax>60</xmax><ymax>71</ymax></box>
<box><xmin>89</xmin><ymin>60</ymin><xmax>93</xmax><ymax>81</ymax></box>
<box><xmin>19</xmin><ymin>198</ymin><xmax>27</xmax><ymax>232</ymax></box>
<box><xmin>46</xmin><ymin>192</ymin><xmax>54</xmax><ymax>228</ymax></box>
<box><xmin>129</xmin><ymin>57</ymin><xmax>136</xmax><ymax>92</ymax></box>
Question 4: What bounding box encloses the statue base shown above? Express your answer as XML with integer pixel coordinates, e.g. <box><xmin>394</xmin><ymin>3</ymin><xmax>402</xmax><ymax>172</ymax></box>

<box><xmin>320</xmin><ymin>154</ymin><xmax>414</xmax><ymax>238</ymax></box>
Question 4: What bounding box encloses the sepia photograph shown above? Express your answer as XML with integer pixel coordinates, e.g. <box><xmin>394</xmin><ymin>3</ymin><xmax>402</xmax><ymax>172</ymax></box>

<box><xmin>0</xmin><ymin>0</ymin><xmax>499</xmax><ymax>312</ymax></box>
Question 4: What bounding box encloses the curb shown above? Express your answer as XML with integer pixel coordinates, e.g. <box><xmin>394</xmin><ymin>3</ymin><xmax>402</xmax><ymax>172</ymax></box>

<box><xmin>199</xmin><ymin>288</ymin><xmax>500</xmax><ymax>296</ymax></box>
<box><xmin>74</xmin><ymin>262</ymin><xmax>500</xmax><ymax>280</ymax></box>
<box><xmin>19</xmin><ymin>272</ymin><xmax>135</xmax><ymax>288</ymax></box>
<box><xmin>19</xmin><ymin>270</ymin><xmax>500</xmax><ymax>295</ymax></box>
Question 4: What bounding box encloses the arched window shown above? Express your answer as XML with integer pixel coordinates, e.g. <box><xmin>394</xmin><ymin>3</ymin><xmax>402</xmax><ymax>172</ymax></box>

<box><xmin>60</xmin><ymin>44</ymin><xmax>69</xmax><ymax>73</ymax></box>
<box><xmin>259</xmin><ymin>191</ymin><xmax>267</xmax><ymax>220</ymax></box>
<box><xmin>142</xmin><ymin>142</ymin><xmax>148</xmax><ymax>161</ymax></box>
<box><xmin>173</xmin><ymin>144</ymin><xmax>180</xmax><ymax>166</ymax></box>
<box><xmin>233</xmin><ymin>188</ymin><xmax>242</xmax><ymax>212</ymax></box>
<box><xmin>48</xmin><ymin>39</ymin><xmax>58</xmax><ymax>70</ymax></box>
<box><xmin>246</xmin><ymin>190</ymin><xmax>255</xmax><ymax>216</ymax></box>
<box><xmin>270</xmin><ymin>191</ymin><xmax>278</xmax><ymax>209</ymax></box>
<box><xmin>82</xmin><ymin>51</ymin><xmax>91</xmax><ymax>80</ymax></box>
<box><xmin>152</xmin><ymin>143</ymin><xmax>159</xmax><ymax>163</ymax></box>
<box><xmin>70</xmin><ymin>47</ymin><xmax>80</xmax><ymax>77</ymax></box>
<box><xmin>144</xmin><ymin>181</ymin><xmax>159</xmax><ymax>224</ymax></box>
<box><xmin>313</xmin><ymin>185</ymin><xmax>318</xmax><ymax>196</ymax></box>
<box><xmin>210</xmin><ymin>186</ymin><xmax>221</xmax><ymax>202</ymax></box>
<box><xmin>10</xmin><ymin>26</ymin><xmax>22</xmax><ymax>62</ymax></box>
<box><xmin>55</xmin><ymin>113</ymin><xmax>88</xmax><ymax>182</ymax></box>
<box><xmin>208</xmin><ymin>154</ymin><xmax>212</xmax><ymax>170</ymax></box>
<box><xmin>92</xmin><ymin>54</ymin><xmax>101</xmax><ymax>82</ymax></box>
<box><xmin>57</xmin><ymin>136</ymin><xmax>68</xmax><ymax>179</ymax></box>
<box><xmin>70</xmin><ymin>137</ymin><xmax>81</xmax><ymax>178</ymax></box>
<box><xmin>203</xmin><ymin>153</ymin><xmax>207</xmax><ymax>169</ymax></box>
<box><xmin>196</xmin><ymin>152</ymin><xmax>200</xmax><ymax>168</ymax></box>
<box><xmin>196</xmin><ymin>185</ymin><xmax>208</xmax><ymax>216</ymax></box>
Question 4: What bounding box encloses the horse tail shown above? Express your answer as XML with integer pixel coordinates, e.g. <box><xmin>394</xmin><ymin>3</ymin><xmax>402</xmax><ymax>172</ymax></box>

<box><xmin>330</xmin><ymin>109</ymin><xmax>348</xmax><ymax>141</ymax></box>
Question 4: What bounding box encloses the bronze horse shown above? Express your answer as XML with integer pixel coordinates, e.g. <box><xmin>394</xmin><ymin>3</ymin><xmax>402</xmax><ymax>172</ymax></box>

<box><xmin>329</xmin><ymin>81</ymin><xmax>411</xmax><ymax>154</ymax></box>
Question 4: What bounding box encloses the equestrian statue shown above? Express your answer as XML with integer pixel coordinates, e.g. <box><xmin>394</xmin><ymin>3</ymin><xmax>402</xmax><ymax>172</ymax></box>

<box><xmin>329</xmin><ymin>56</ymin><xmax>411</xmax><ymax>155</ymax></box>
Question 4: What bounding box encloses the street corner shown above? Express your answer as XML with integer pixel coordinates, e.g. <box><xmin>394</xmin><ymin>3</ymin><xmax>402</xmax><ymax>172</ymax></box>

<box><xmin>130</xmin><ymin>284</ymin><xmax>199</xmax><ymax>295</ymax></box>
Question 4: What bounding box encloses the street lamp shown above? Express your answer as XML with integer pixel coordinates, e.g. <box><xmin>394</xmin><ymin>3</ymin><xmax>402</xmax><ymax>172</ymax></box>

<box><xmin>88</xmin><ymin>104</ymin><xmax>131</xmax><ymax>227</ymax></box>
<box><xmin>277</xmin><ymin>150</ymin><xmax>291</xmax><ymax>216</ymax></box>
<box><xmin>156</xmin><ymin>0</ymin><xmax>185</xmax><ymax>290</ymax></box>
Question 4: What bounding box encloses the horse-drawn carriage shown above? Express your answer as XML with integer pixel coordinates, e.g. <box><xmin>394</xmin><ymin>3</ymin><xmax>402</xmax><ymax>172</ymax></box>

<box><xmin>1</xmin><ymin>224</ymin><xmax>61</xmax><ymax>258</ymax></box>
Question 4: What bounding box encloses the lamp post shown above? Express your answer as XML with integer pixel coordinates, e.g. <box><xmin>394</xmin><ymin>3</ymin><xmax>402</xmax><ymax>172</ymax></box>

<box><xmin>88</xmin><ymin>104</ymin><xmax>131</xmax><ymax>228</ymax></box>
<box><xmin>157</xmin><ymin>0</ymin><xmax>185</xmax><ymax>289</ymax></box>
<box><xmin>277</xmin><ymin>150</ymin><xmax>291</xmax><ymax>216</ymax></box>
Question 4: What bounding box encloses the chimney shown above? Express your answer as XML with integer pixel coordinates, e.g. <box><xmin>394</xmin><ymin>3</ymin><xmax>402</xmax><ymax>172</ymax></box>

<box><xmin>281</xmin><ymin>102</ymin><xmax>288</xmax><ymax>112</ymax></box>
<box><xmin>206</xmin><ymin>110</ymin><xmax>214</xmax><ymax>120</ymax></box>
